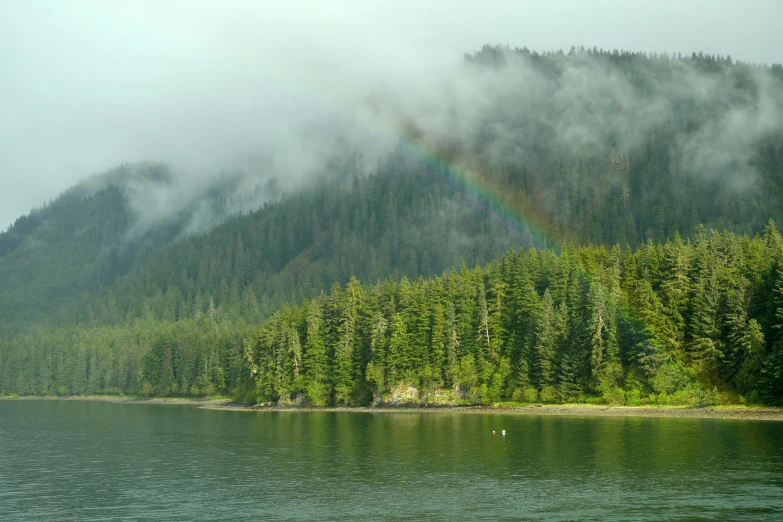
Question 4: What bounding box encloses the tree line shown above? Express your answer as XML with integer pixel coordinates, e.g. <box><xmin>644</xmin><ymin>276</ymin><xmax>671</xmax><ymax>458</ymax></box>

<box><xmin>2</xmin><ymin>46</ymin><xmax>783</xmax><ymax>405</ymax></box>
<box><xmin>243</xmin><ymin>223</ymin><xmax>783</xmax><ymax>406</ymax></box>
<box><xmin>3</xmin><ymin>223</ymin><xmax>782</xmax><ymax>406</ymax></box>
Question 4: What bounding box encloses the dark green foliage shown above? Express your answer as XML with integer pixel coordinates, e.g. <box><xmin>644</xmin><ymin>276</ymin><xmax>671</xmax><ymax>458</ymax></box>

<box><xmin>0</xmin><ymin>317</ymin><xmax>248</xmax><ymax>399</ymax></box>
<box><xmin>2</xmin><ymin>47</ymin><xmax>783</xmax><ymax>406</ymax></box>
<box><xmin>234</xmin><ymin>227</ymin><xmax>783</xmax><ymax>406</ymax></box>
<box><xmin>1</xmin><ymin>152</ymin><xmax>530</xmax><ymax>340</ymax></box>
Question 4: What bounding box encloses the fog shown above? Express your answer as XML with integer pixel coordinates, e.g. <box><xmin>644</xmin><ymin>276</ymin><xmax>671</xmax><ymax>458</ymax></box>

<box><xmin>1</xmin><ymin>0</ymin><xmax>782</xmax><ymax>230</ymax></box>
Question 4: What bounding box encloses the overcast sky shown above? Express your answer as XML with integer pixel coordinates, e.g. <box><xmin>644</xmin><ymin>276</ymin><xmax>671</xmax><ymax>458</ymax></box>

<box><xmin>1</xmin><ymin>0</ymin><xmax>782</xmax><ymax>230</ymax></box>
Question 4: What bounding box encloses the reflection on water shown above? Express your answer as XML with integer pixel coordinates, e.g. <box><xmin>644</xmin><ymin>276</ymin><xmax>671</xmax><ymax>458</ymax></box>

<box><xmin>1</xmin><ymin>401</ymin><xmax>782</xmax><ymax>520</ymax></box>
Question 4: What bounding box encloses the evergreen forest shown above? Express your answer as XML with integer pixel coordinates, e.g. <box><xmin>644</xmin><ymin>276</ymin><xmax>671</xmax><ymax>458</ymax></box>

<box><xmin>2</xmin><ymin>46</ymin><xmax>783</xmax><ymax>405</ymax></box>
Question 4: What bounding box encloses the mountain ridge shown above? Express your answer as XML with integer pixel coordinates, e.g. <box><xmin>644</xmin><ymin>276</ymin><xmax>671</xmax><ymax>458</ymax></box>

<box><xmin>2</xmin><ymin>46</ymin><xmax>783</xmax><ymax>404</ymax></box>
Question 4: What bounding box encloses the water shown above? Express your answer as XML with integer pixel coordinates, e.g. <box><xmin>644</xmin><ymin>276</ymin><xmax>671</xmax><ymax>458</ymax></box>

<box><xmin>1</xmin><ymin>401</ymin><xmax>782</xmax><ymax>520</ymax></box>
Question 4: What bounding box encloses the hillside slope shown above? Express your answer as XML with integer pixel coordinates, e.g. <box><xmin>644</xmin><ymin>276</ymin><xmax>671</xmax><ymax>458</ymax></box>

<box><xmin>2</xmin><ymin>47</ymin><xmax>783</xmax><ymax>404</ymax></box>
<box><xmin>3</xmin><ymin>225</ymin><xmax>782</xmax><ymax>405</ymax></box>
<box><xmin>0</xmin><ymin>162</ymin><xmax>285</xmax><ymax>332</ymax></box>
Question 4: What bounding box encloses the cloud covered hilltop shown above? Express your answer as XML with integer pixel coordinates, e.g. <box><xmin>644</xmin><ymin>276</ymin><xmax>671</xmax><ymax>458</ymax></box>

<box><xmin>1</xmin><ymin>45</ymin><xmax>783</xmax><ymax>407</ymax></box>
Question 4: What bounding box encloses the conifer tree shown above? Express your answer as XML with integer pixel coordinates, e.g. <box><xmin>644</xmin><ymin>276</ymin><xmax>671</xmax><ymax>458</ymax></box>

<box><xmin>761</xmin><ymin>260</ymin><xmax>783</xmax><ymax>403</ymax></box>
<box><xmin>303</xmin><ymin>297</ymin><xmax>330</xmax><ymax>405</ymax></box>
<box><xmin>365</xmin><ymin>310</ymin><xmax>389</xmax><ymax>401</ymax></box>
<box><xmin>534</xmin><ymin>289</ymin><xmax>557</xmax><ymax>391</ymax></box>
<box><xmin>333</xmin><ymin>278</ymin><xmax>363</xmax><ymax>404</ymax></box>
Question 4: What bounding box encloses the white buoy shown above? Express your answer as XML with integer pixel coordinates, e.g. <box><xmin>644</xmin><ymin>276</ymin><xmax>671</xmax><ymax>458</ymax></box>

<box><xmin>502</xmin><ymin>429</ymin><xmax>506</xmax><ymax>436</ymax></box>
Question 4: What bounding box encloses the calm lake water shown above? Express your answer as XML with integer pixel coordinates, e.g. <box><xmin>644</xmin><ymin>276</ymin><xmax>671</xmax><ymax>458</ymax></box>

<box><xmin>1</xmin><ymin>401</ymin><xmax>782</xmax><ymax>520</ymax></box>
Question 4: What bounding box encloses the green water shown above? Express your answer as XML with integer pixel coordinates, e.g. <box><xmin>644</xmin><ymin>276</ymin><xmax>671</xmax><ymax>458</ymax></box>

<box><xmin>1</xmin><ymin>401</ymin><xmax>782</xmax><ymax>520</ymax></box>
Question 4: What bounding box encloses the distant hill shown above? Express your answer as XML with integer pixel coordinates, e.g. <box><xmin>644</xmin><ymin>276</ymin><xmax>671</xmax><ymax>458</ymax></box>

<box><xmin>0</xmin><ymin>151</ymin><xmax>530</xmax><ymax>334</ymax></box>
<box><xmin>0</xmin><ymin>162</ymin><xmax>285</xmax><ymax>332</ymax></box>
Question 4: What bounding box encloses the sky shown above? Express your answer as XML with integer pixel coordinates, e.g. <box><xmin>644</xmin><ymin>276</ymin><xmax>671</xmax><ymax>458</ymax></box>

<box><xmin>1</xmin><ymin>0</ymin><xmax>782</xmax><ymax>230</ymax></box>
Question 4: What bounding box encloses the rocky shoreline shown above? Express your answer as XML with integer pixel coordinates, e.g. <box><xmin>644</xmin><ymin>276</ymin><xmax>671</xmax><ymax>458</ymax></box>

<box><xmin>206</xmin><ymin>402</ymin><xmax>783</xmax><ymax>421</ymax></box>
<box><xmin>5</xmin><ymin>396</ymin><xmax>782</xmax><ymax>421</ymax></box>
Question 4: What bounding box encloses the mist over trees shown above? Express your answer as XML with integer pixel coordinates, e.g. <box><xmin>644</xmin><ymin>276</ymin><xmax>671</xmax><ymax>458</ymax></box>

<box><xmin>1</xmin><ymin>47</ymin><xmax>783</xmax><ymax>405</ymax></box>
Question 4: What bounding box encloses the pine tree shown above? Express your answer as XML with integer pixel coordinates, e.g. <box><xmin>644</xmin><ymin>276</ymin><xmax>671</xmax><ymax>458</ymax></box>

<box><xmin>476</xmin><ymin>280</ymin><xmax>491</xmax><ymax>381</ymax></box>
<box><xmin>333</xmin><ymin>278</ymin><xmax>363</xmax><ymax>405</ymax></box>
<box><xmin>760</xmin><ymin>261</ymin><xmax>783</xmax><ymax>404</ymax></box>
<box><xmin>429</xmin><ymin>301</ymin><xmax>447</xmax><ymax>388</ymax></box>
<box><xmin>660</xmin><ymin>233</ymin><xmax>691</xmax><ymax>354</ymax></box>
<box><xmin>534</xmin><ymin>289</ymin><xmax>557</xmax><ymax>392</ymax></box>
<box><xmin>587</xmin><ymin>281</ymin><xmax>621</xmax><ymax>397</ymax></box>
<box><xmin>303</xmin><ymin>297</ymin><xmax>330</xmax><ymax>405</ymax></box>
<box><xmin>388</xmin><ymin>312</ymin><xmax>409</xmax><ymax>388</ymax></box>
<box><xmin>365</xmin><ymin>310</ymin><xmax>389</xmax><ymax>401</ymax></box>
<box><xmin>688</xmin><ymin>232</ymin><xmax>723</xmax><ymax>378</ymax></box>
<box><xmin>487</xmin><ymin>275</ymin><xmax>509</xmax><ymax>368</ymax></box>
<box><xmin>445</xmin><ymin>303</ymin><xmax>460</xmax><ymax>388</ymax></box>
<box><xmin>408</xmin><ymin>279</ymin><xmax>430</xmax><ymax>386</ymax></box>
<box><xmin>510</xmin><ymin>254</ymin><xmax>541</xmax><ymax>390</ymax></box>
<box><xmin>289</xmin><ymin>325</ymin><xmax>303</xmax><ymax>393</ymax></box>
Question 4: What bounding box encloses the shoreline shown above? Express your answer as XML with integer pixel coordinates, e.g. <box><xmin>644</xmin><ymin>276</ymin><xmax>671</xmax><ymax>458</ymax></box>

<box><xmin>3</xmin><ymin>395</ymin><xmax>783</xmax><ymax>421</ymax></box>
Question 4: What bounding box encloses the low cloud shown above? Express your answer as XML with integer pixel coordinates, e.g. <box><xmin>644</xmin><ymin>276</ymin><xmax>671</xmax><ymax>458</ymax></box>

<box><xmin>1</xmin><ymin>1</ymin><xmax>782</xmax><ymax>232</ymax></box>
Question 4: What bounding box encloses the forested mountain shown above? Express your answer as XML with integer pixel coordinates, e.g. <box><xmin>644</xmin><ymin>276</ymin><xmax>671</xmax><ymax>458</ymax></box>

<box><xmin>0</xmin><ymin>150</ymin><xmax>526</xmax><ymax>335</ymax></box>
<box><xmin>3</xmin><ymin>225</ymin><xmax>783</xmax><ymax>405</ymax></box>
<box><xmin>0</xmin><ymin>164</ymin><xmax>177</xmax><ymax>329</ymax></box>
<box><xmin>0</xmin><ymin>162</ymin><xmax>288</xmax><ymax>332</ymax></box>
<box><xmin>2</xmin><ymin>47</ymin><xmax>783</xmax><ymax>404</ymax></box>
<box><xmin>453</xmin><ymin>46</ymin><xmax>783</xmax><ymax>246</ymax></box>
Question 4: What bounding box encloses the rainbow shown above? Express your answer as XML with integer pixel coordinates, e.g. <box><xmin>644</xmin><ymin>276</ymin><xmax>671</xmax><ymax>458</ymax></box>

<box><xmin>88</xmin><ymin>3</ymin><xmax>560</xmax><ymax>252</ymax></box>
<box><xmin>380</xmin><ymin>122</ymin><xmax>558</xmax><ymax>252</ymax></box>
